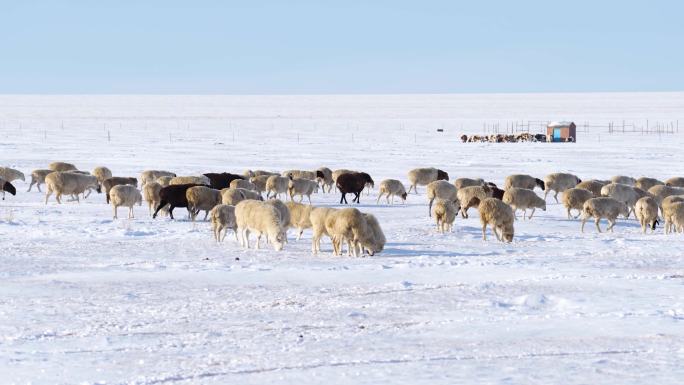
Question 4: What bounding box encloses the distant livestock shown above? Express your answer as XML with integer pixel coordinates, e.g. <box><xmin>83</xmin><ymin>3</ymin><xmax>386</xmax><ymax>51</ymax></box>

<box><xmin>102</xmin><ymin>177</ymin><xmax>138</xmax><ymax>203</ymax></box>
<box><xmin>109</xmin><ymin>185</ymin><xmax>142</xmax><ymax>219</ymax></box>
<box><xmin>336</xmin><ymin>172</ymin><xmax>374</xmax><ymax>204</ymax></box>
<box><xmin>580</xmin><ymin>197</ymin><xmax>629</xmax><ymax>233</ymax></box>
<box><xmin>153</xmin><ymin>183</ymin><xmax>203</xmax><ymax>219</ymax></box>
<box><xmin>235</xmin><ymin>200</ymin><xmax>287</xmax><ymax>251</ymax></box>
<box><xmin>502</xmin><ymin>188</ymin><xmax>546</xmax><ymax>220</ymax></box>
<box><xmin>376</xmin><ymin>179</ymin><xmax>407</xmax><ymax>204</ymax></box>
<box><xmin>543</xmin><ymin>173</ymin><xmax>581</xmax><ymax>202</ymax></box>
<box><xmin>503</xmin><ymin>174</ymin><xmax>545</xmax><ymax>191</ymax></box>
<box><xmin>407</xmin><ymin>168</ymin><xmax>448</xmax><ymax>194</ymax></box>
<box><xmin>27</xmin><ymin>169</ymin><xmax>53</xmax><ymax>192</ymax></box>
<box><xmin>45</xmin><ymin>172</ymin><xmax>100</xmax><ymax>204</ymax></box>
<box><xmin>478</xmin><ymin>198</ymin><xmax>515</xmax><ymax>242</ymax></box>
<box><xmin>210</xmin><ymin>204</ymin><xmax>238</xmax><ymax>242</ymax></box>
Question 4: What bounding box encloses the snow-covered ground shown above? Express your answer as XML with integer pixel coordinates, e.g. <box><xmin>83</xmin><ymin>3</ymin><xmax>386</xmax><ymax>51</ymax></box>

<box><xmin>1</xmin><ymin>93</ymin><xmax>683</xmax><ymax>384</ymax></box>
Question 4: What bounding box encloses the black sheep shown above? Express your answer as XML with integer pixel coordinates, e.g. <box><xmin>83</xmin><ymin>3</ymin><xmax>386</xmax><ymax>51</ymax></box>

<box><xmin>337</xmin><ymin>172</ymin><xmax>374</xmax><ymax>204</ymax></box>
<box><xmin>203</xmin><ymin>172</ymin><xmax>244</xmax><ymax>190</ymax></box>
<box><xmin>153</xmin><ymin>183</ymin><xmax>203</xmax><ymax>219</ymax></box>
<box><xmin>1</xmin><ymin>178</ymin><xmax>16</xmax><ymax>200</ymax></box>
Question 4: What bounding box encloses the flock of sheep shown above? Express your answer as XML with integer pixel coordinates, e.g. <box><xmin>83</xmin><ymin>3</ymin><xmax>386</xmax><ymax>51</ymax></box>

<box><xmin>2</xmin><ymin>162</ymin><xmax>684</xmax><ymax>256</ymax></box>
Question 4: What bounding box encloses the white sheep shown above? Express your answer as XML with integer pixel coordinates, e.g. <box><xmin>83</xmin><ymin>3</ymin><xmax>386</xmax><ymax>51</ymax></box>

<box><xmin>109</xmin><ymin>185</ymin><xmax>142</xmax><ymax>219</ymax></box>
<box><xmin>235</xmin><ymin>200</ymin><xmax>287</xmax><ymax>251</ymax></box>
<box><xmin>600</xmin><ymin>183</ymin><xmax>641</xmax><ymax>218</ymax></box>
<box><xmin>575</xmin><ymin>180</ymin><xmax>606</xmax><ymax>197</ymax></box>
<box><xmin>561</xmin><ymin>187</ymin><xmax>594</xmax><ymax>219</ymax></box>
<box><xmin>48</xmin><ymin>162</ymin><xmax>77</xmax><ymax>172</ymax></box>
<box><xmin>140</xmin><ymin>170</ymin><xmax>176</xmax><ymax>186</ymax></box>
<box><xmin>662</xmin><ymin>197</ymin><xmax>684</xmax><ymax>234</ymax></box>
<box><xmin>44</xmin><ymin>172</ymin><xmax>99</xmax><ymax>204</ymax></box>
<box><xmin>317</xmin><ymin>167</ymin><xmax>334</xmax><ymax>193</ymax></box>
<box><xmin>427</xmin><ymin>180</ymin><xmax>458</xmax><ymax>217</ymax></box>
<box><xmin>0</xmin><ymin>167</ymin><xmax>25</xmax><ymax>183</ymax></box>
<box><xmin>142</xmin><ymin>182</ymin><xmax>163</xmax><ymax>216</ymax></box>
<box><xmin>361</xmin><ymin>213</ymin><xmax>385</xmax><ymax>255</ymax></box>
<box><xmin>221</xmin><ymin>188</ymin><xmax>246</xmax><ymax>206</ymax></box>
<box><xmin>502</xmin><ymin>188</ymin><xmax>546</xmax><ymax>220</ymax></box>
<box><xmin>285</xmin><ymin>201</ymin><xmax>314</xmax><ymax>240</ymax></box>
<box><xmin>407</xmin><ymin>167</ymin><xmax>449</xmax><ymax>194</ymax></box>
<box><xmin>169</xmin><ymin>175</ymin><xmax>210</xmax><ymax>186</ymax></box>
<box><xmin>478</xmin><ymin>198</ymin><xmax>514</xmax><ymax>242</ymax></box>
<box><xmin>186</xmin><ymin>186</ymin><xmax>221</xmax><ymax>221</ymax></box>
<box><xmin>453</xmin><ymin>177</ymin><xmax>484</xmax><ymax>190</ymax></box>
<box><xmin>376</xmin><ymin>179</ymin><xmax>407</xmax><ymax>204</ymax></box>
<box><xmin>503</xmin><ymin>174</ymin><xmax>545</xmax><ymax>191</ymax></box>
<box><xmin>610</xmin><ymin>175</ymin><xmax>637</xmax><ymax>186</ymax></box>
<box><xmin>266</xmin><ymin>175</ymin><xmax>289</xmax><ymax>199</ymax></box>
<box><xmin>230</xmin><ymin>179</ymin><xmax>256</xmax><ymax>191</ymax></box>
<box><xmin>210</xmin><ymin>204</ymin><xmax>237</xmax><ymax>242</ymax></box>
<box><xmin>310</xmin><ymin>207</ymin><xmax>338</xmax><ymax>254</ymax></box>
<box><xmin>27</xmin><ymin>169</ymin><xmax>53</xmax><ymax>192</ymax></box>
<box><xmin>92</xmin><ymin>166</ymin><xmax>112</xmax><ymax>187</ymax></box>
<box><xmin>235</xmin><ymin>188</ymin><xmax>262</xmax><ymax>201</ymax></box>
<box><xmin>282</xmin><ymin>169</ymin><xmax>317</xmax><ymax>180</ymax></box>
<box><xmin>543</xmin><ymin>173</ymin><xmax>581</xmax><ymax>202</ymax></box>
<box><xmin>324</xmin><ymin>208</ymin><xmax>379</xmax><ymax>256</ymax></box>
<box><xmin>265</xmin><ymin>199</ymin><xmax>290</xmax><ymax>231</ymax></box>
<box><xmin>648</xmin><ymin>185</ymin><xmax>684</xmax><ymax>208</ymax></box>
<box><xmin>431</xmin><ymin>199</ymin><xmax>457</xmax><ymax>233</ymax></box>
<box><xmin>288</xmin><ymin>177</ymin><xmax>319</xmax><ymax>204</ymax></box>
<box><xmin>665</xmin><ymin>177</ymin><xmax>684</xmax><ymax>187</ymax></box>
<box><xmin>635</xmin><ymin>177</ymin><xmax>664</xmax><ymax>192</ymax></box>
<box><xmin>456</xmin><ymin>185</ymin><xmax>492</xmax><ymax>218</ymax></box>
<box><xmin>249</xmin><ymin>175</ymin><xmax>270</xmax><ymax>197</ymax></box>
<box><xmin>635</xmin><ymin>196</ymin><xmax>659</xmax><ymax>233</ymax></box>
<box><xmin>580</xmin><ymin>197</ymin><xmax>629</xmax><ymax>233</ymax></box>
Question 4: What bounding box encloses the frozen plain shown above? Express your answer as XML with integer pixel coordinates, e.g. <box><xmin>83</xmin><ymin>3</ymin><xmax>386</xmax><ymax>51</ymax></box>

<box><xmin>1</xmin><ymin>93</ymin><xmax>683</xmax><ymax>384</ymax></box>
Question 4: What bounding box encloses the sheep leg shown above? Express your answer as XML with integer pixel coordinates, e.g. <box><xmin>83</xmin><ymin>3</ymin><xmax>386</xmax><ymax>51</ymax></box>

<box><xmin>56</xmin><ymin>192</ymin><xmax>63</xmax><ymax>204</ymax></box>
<box><xmin>354</xmin><ymin>192</ymin><xmax>360</xmax><ymax>203</ymax></box>
<box><xmin>566</xmin><ymin>207</ymin><xmax>571</xmax><ymax>219</ymax></box>
<box><xmin>389</xmin><ymin>195</ymin><xmax>393</xmax><ymax>204</ymax></box>
<box><xmin>340</xmin><ymin>193</ymin><xmax>347</xmax><ymax>204</ymax></box>
<box><xmin>27</xmin><ymin>181</ymin><xmax>34</xmax><ymax>192</ymax></box>
<box><xmin>580</xmin><ymin>215</ymin><xmax>588</xmax><ymax>232</ymax></box>
<box><xmin>492</xmin><ymin>225</ymin><xmax>502</xmax><ymax>241</ymax></box>
<box><xmin>407</xmin><ymin>184</ymin><xmax>414</xmax><ymax>194</ymax></box>
<box><xmin>45</xmin><ymin>188</ymin><xmax>52</xmax><ymax>205</ymax></box>
<box><xmin>595</xmin><ymin>218</ymin><xmax>602</xmax><ymax>233</ymax></box>
<box><xmin>167</xmin><ymin>206</ymin><xmax>175</xmax><ymax>219</ymax></box>
<box><xmin>481</xmin><ymin>223</ymin><xmax>487</xmax><ymax>240</ymax></box>
<box><xmin>428</xmin><ymin>199</ymin><xmax>434</xmax><ymax>217</ymax></box>
<box><xmin>376</xmin><ymin>193</ymin><xmax>382</xmax><ymax>204</ymax></box>
<box><xmin>553</xmin><ymin>191</ymin><xmax>559</xmax><ymax>203</ymax></box>
<box><xmin>129</xmin><ymin>207</ymin><xmax>134</xmax><ymax>219</ymax></box>
<box><xmin>296</xmin><ymin>229</ymin><xmax>303</xmax><ymax>241</ymax></box>
<box><xmin>203</xmin><ymin>210</ymin><xmax>209</xmax><ymax>221</ymax></box>
<box><xmin>528</xmin><ymin>208</ymin><xmax>536</xmax><ymax>220</ymax></box>
<box><xmin>607</xmin><ymin>219</ymin><xmax>616</xmax><ymax>232</ymax></box>
<box><xmin>255</xmin><ymin>233</ymin><xmax>261</xmax><ymax>249</ymax></box>
<box><xmin>113</xmin><ymin>205</ymin><xmax>118</xmax><ymax>219</ymax></box>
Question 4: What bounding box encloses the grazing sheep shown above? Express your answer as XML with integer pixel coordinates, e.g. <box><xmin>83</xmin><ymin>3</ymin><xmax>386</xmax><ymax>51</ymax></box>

<box><xmin>235</xmin><ymin>200</ymin><xmax>287</xmax><ymax>251</ymax></box>
<box><xmin>140</xmin><ymin>170</ymin><xmax>176</xmax><ymax>185</ymax></box>
<box><xmin>288</xmin><ymin>177</ymin><xmax>319</xmax><ymax>204</ymax></box>
<box><xmin>600</xmin><ymin>183</ymin><xmax>642</xmax><ymax>218</ymax></box>
<box><xmin>427</xmin><ymin>180</ymin><xmax>458</xmax><ymax>217</ymax></box>
<box><xmin>324</xmin><ymin>208</ymin><xmax>378</xmax><ymax>256</ymax></box>
<box><xmin>502</xmin><ymin>188</ymin><xmax>546</xmax><ymax>220</ymax></box>
<box><xmin>361</xmin><ymin>213</ymin><xmax>386</xmax><ymax>255</ymax></box>
<box><xmin>27</xmin><ymin>169</ymin><xmax>53</xmax><ymax>192</ymax></box>
<box><xmin>575</xmin><ymin>180</ymin><xmax>607</xmax><ymax>197</ymax></box>
<box><xmin>265</xmin><ymin>199</ymin><xmax>290</xmax><ymax>241</ymax></box>
<box><xmin>503</xmin><ymin>174</ymin><xmax>545</xmax><ymax>191</ymax></box>
<box><xmin>543</xmin><ymin>173</ymin><xmax>581</xmax><ymax>202</ymax></box>
<box><xmin>431</xmin><ymin>199</ymin><xmax>457</xmax><ymax>233</ymax></box>
<box><xmin>157</xmin><ymin>176</ymin><xmax>173</xmax><ymax>187</ymax></box>
<box><xmin>635</xmin><ymin>177</ymin><xmax>664</xmax><ymax>192</ymax></box>
<box><xmin>376</xmin><ymin>179</ymin><xmax>407</xmax><ymax>204</ymax></box>
<box><xmin>456</xmin><ymin>185</ymin><xmax>492</xmax><ymax>218</ymax></box>
<box><xmin>0</xmin><ymin>178</ymin><xmax>17</xmax><ymax>200</ymax></box>
<box><xmin>310</xmin><ymin>207</ymin><xmax>338</xmax><ymax>254</ymax></box>
<box><xmin>186</xmin><ymin>186</ymin><xmax>221</xmax><ymax>221</ymax></box>
<box><xmin>249</xmin><ymin>175</ymin><xmax>270</xmax><ymax>197</ymax></box>
<box><xmin>169</xmin><ymin>175</ymin><xmax>211</xmax><ymax>186</ymax></box>
<box><xmin>610</xmin><ymin>175</ymin><xmax>637</xmax><ymax>186</ymax></box>
<box><xmin>663</xmin><ymin>201</ymin><xmax>684</xmax><ymax>234</ymax></box>
<box><xmin>153</xmin><ymin>183</ymin><xmax>203</xmax><ymax>219</ymax></box>
<box><xmin>230</xmin><ymin>179</ymin><xmax>256</xmax><ymax>191</ymax></box>
<box><xmin>407</xmin><ymin>167</ymin><xmax>449</xmax><ymax>194</ymax></box>
<box><xmin>665</xmin><ymin>177</ymin><xmax>684</xmax><ymax>187</ymax></box>
<box><xmin>44</xmin><ymin>172</ymin><xmax>100</xmax><ymax>204</ymax></box>
<box><xmin>562</xmin><ymin>188</ymin><xmax>595</xmax><ymax>219</ymax></box>
<box><xmin>285</xmin><ymin>201</ymin><xmax>314</xmax><ymax>240</ymax></box>
<box><xmin>336</xmin><ymin>172</ymin><xmax>374</xmax><ymax>204</ymax></box>
<box><xmin>221</xmin><ymin>188</ymin><xmax>246</xmax><ymax>206</ymax></box>
<box><xmin>580</xmin><ymin>197</ymin><xmax>629</xmax><ymax>233</ymax></box>
<box><xmin>266</xmin><ymin>175</ymin><xmax>290</xmax><ymax>199</ymax></box>
<box><xmin>317</xmin><ymin>167</ymin><xmax>334</xmax><ymax>193</ymax></box>
<box><xmin>235</xmin><ymin>188</ymin><xmax>263</xmax><ymax>201</ymax></box>
<box><xmin>635</xmin><ymin>196</ymin><xmax>659</xmax><ymax>233</ymax></box>
<box><xmin>478</xmin><ymin>198</ymin><xmax>515</xmax><ymax>242</ymax></box>
<box><xmin>92</xmin><ymin>166</ymin><xmax>112</xmax><ymax>187</ymax></box>
<box><xmin>48</xmin><ymin>162</ymin><xmax>77</xmax><ymax>172</ymax></box>
<box><xmin>109</xmin><ymin>185</ymin><xmax>142</xmax><ymax>219</ymax></box>
<box><xmin>453</xmin><ymin>177</ymin><xmax>484</xmax><ymax>190</ymax></box>
<box><xmin>102</xmin><ymin>177</ymin><xmax>138</xmax><ymax>203</ymax></box>
<box><xmin>0</xmin><ymin>167</ymin><xmax>25</xmax><ymax>183</ymax></box>
<box><xmin>210</xmin><ymin>204</ymin><xmax>238</xmax><ymax>242</ymax></box>
<box><xmin>662</xmin><ymin>196</ymin><xmax>684</xmax><ymax>234</ymax></box>
<box><xmin>142</xmin><ymin>182</ymin><xmax>163</xmax><ymax>216</ymax></box>
<box><xmin>204</xmin><ymin>172</ymin><xmax>243</xmax><ymax>189</ymax></box>
<box><xmin>282</xmin><ymin>169</ymin><xmax>317</xmax><ymax>180</ymax></box>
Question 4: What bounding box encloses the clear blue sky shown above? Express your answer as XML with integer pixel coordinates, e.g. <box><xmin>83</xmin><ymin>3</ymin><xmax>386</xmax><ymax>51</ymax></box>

<box><xmin>1</xmin><ymin>0</ymin><xmax>682</xmax><ymax>94</ymax></box>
